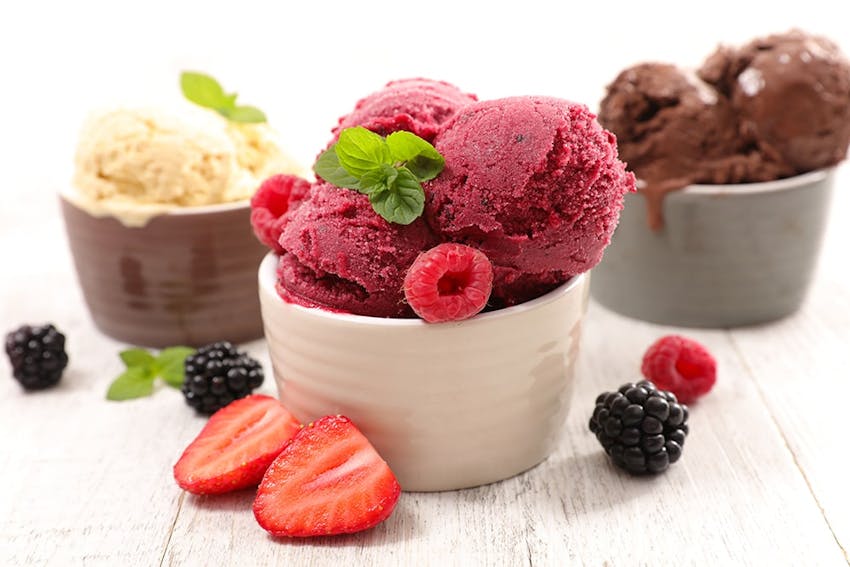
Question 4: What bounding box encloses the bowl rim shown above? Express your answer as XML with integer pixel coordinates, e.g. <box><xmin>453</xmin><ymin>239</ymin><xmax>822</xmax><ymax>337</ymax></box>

<box><xmin>258</xmin><ymin>252</ymin><xmax>586</xmax><ymax>327</ymax></box>
<box><xmin>59</xmin><ymin>189</ymin><xmax>250</xmax><ymax>217</ymax></box>
<box><xmin>679</xmin><ymin>167</ymin><xmax>834</xmax><ymax>196</ymax></box>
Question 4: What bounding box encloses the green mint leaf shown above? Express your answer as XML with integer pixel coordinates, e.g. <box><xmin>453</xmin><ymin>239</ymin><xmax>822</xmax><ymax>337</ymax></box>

<box><xmin>219</xmin><ymin>105</ymin><xmax>267</xmax><ymax>124</ymax></box>
<box><xmin>313</xmin><ymin>146</ymin><xmax>363</xmax><ymax>190</ymax></box>
<box><xmin>106</xmin><ymin>367</ymin><xmax>155</xmax><ymax>401</ymax></box>
<box><xmin>369</xmin><ymin>167</ymin><xmax>425</xmax><ymax>225</ymax></box>
<box><xmin>180</xmin><ymin>72</ymin><xmax>232</xmax><ymax>110</ymax></box>
<box><xmin>155</xmin><ymin>346</ymin><xmax>195</xmax><ymax>388</ymax></box>
<box><xmin>335</xmin><ymin>126</ymin><xmax>391</xmax><ymax>177</ymax></box>
<box><xmin>319</xmin><ymin>128</ymin><xmax>443</xmax><ymax>225</ymax></box>
<box><xmin>181</xmin><ymin>71</ymin><xmax>267</xmax><ymax>124</ymax></box>
<box><xmin>385</xmin><ymin>131</ymin><xmax>445</xmax><ymax>181</ymax></box>
<box><xmin>120</xmin><ymin>348</ymin><xmax>155</xmax><ymax>369</ymax></box>
<box><xmin>360</xmin><ymin>164</ymin><xmax>398</xmax><ymax>194</ymax></box>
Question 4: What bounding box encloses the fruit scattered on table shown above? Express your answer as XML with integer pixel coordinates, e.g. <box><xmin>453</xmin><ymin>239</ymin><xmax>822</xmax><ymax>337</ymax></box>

<box><xmin>641</xmin><ymin>335</ymin><xmax>717</xmax><ymax>404</ymax></box>
<box><xmin>589</xmin><ymin>380</ymin><xmax>689</xmax><ymax>475</ymax></box>
<box><xmin>182</xmin><ymin>341</ymin><xmax>264</xmax><ymax>414</ymax></box>
<box><xmin>253</xmin><ymin>414</ymin><xmax>401</xmax><ymax>537</ymax></box>
<box><xmin>403</xmin><ymin>243</ymin><xmax>494</xmax><ymax>323</ymax></box>
<box><xmin>173</xmin><ymin>394</ymin><xmax>301</xmax><ymax>494</ymax></box>
<box><xmin>4</xmin><ymin>323</ymin><xmax>69</xmax><ymax>390</ymax></box>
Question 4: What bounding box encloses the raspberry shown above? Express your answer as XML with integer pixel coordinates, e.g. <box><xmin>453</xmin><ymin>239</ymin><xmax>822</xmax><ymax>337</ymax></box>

<box><xmin>403</xmin><ymin>243</ymin><xmax>493</xmax><ymax>323</ymax></box>
<box><xmin>589</xmin><ymin>380</ymin><xmax>689</xmax><ymax>475</ymax></box>
<box><xmin>5</xmin><ymin>324</ymin><xmax>69</xmax><ymax>390</ymax></box>
<box><xmin>181</xmin><ymin>342</ymin><xmax>264</xmax><ymax>414</ymax></box>
<box><xmin>641</xmin><ymin>335</ymin><xmax>716</xmax><ymax>404</ymax></box>
<box><xmin>250</xmin><ymin>174</ymin><xmax>312</xmax><ymax>254</ymax></box>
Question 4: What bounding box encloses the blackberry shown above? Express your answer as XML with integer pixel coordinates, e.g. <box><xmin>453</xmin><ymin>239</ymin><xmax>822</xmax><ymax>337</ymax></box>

<box><xmin>588</xmin><ymin>380</ymin><xmax>689</xmax><ymax>475</ymax></box>
<box><xmin>181</xmin><ymin>341</ymin><xmax>264</xmax><ymax>414</ymax></box>
<box><xmin>5</xmin><ymin>324</ymin><xmax>69</xmax><ymax>390</ymax></box>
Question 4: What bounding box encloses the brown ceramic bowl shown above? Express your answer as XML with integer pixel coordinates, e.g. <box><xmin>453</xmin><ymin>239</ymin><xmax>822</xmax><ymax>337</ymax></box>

<box><xmin>61</xmin><ymin>196</ymin><xmax>267</xmax><ymax>347</ymax></box>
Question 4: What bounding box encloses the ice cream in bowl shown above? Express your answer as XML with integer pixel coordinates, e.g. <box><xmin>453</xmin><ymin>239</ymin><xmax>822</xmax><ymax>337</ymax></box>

<box><xmin>61</xmin><ymin>73</ymin><xmax>305</xmax><ymax>347</ymax></box>
<box><xmin>255</xmin><ymin>80</ymin><xmax>634</xmax><ymax>491</ymax></box>
<box><xmin>591</xmin><ymin>30</ymin><xmax>850</xmax><ymax>327</ymax></box>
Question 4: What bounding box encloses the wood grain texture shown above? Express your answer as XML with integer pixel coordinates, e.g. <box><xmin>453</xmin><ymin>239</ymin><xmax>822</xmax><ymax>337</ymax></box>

<box><xmin>160</xmin><ymin>304</ymin><xmax>847</xmax><ymax>566</ymax></box>
<box><xmin>725</xmin><ymin>179</ymin><xmax>850</xmax><ymax>563</ymax></box>
<box><xmin>2</xmin><ymin>173</ymin><xmax>850</xmax><ymax>566</ymax></box>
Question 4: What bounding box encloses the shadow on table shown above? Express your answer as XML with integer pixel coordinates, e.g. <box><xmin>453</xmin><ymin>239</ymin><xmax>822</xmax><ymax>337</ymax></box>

<box><xmin>183</xmin><ymin>485</ymin><xmax>420</xmax><ymax>546</ymax></box>
<box><xmin>262</xmin><ymin>498</ymin><xmax>420</xmax><ymax>547</ymax></box>
<box><xmin>178</xmin><ymin>449</ymin><xmax>667</xmax><ymax>545</ymax></box>
<box><xmin>187</xmin><ymin>490</ymin><xmax>255</xmax><ymax>512</ymax></box>
<box><xmin>532</xmin><ymin>450</ymin><xmax>670</xmax><ymax>516</ymax></box>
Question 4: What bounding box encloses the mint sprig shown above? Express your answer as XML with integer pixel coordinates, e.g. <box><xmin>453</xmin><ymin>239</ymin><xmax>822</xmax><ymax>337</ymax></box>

<box><xmin>107</xmin><ymin>367</ymin><xmax>154</xmax><ymax>401</ymax></box>
<box><xmin>180</xmin><ymin>71</ymin><xmax>267</xmax><ymax>124</ymax></box>
<box><xmin>106</xmin><ymin>346</ymin><xmax>195</xmax><ymax>401</ymax></box>
<box><xmin>336</xmin><ymin>127</ymin><xmax>391</xmax><ymax>177</ymax></box>
<box><xmin>369</xmin><ymin>168</ymin><xmax>425</xmax><ymax>224</ymax></box>
<box><xmin>385</xmin><ymin>131</ymin><xmax>444</xmax><ymax>181</ymax></box>
<box><xmin>313</xmin><ymin>126</ymin><xmax>445</xmax><ymax>225</ymax></box>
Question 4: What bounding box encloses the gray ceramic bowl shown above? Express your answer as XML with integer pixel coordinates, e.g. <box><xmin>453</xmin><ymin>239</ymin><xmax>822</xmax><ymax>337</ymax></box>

<box><xmin>591</xmin><ymin>168</ymin><xmax>835</xmax><ymax>328</ymax></box>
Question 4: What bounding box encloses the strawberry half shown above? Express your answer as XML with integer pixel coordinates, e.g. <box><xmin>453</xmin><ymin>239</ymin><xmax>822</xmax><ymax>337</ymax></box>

<box><xmin>173</xmin><ymin>395</ymin><xmax>301</xmax><ymax>495</ymax></box>
<box><xmin>253</xmin><ymin>415</ymin><xmax>401</xmax><ymax>537</ymax></box>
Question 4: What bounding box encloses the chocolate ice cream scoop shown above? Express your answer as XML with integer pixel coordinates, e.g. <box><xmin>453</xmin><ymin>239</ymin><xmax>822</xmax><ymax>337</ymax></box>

<box><xmin>699</xmin><ymin>29</ymin><xmax>850</xmax><ymax>173</ymax></box>
<box><xmin>599</xmin><ymin>63</ymin><xmax>789</xmax><ymax>229</ymax></box>
<box><xmin>600</xmin><ymin>30</ymin><xmax>850</xmax><ymax>230</ymax></box>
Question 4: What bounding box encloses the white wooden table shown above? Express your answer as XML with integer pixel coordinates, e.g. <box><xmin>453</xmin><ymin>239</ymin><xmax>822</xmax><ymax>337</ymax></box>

<box><xmin>2</xmin><ymin>168</ymin><xmax>849</xmax><ymax>566</ymax></box>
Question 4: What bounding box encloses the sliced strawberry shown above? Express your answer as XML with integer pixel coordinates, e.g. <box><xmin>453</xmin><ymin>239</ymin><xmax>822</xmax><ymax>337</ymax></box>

<box><xmin>253</xmin><ymin>415</ymin><xmax>401</xmax><ymax>537</ymax></box>
<box><xmin>173</xmin><ymin>395</ymin><xmax>301</xmax><ymax>495</ymax></box>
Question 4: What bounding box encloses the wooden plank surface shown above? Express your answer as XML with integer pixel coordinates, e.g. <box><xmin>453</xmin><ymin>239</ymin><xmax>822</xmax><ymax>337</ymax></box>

<box><xmin>2</xmin><ymin>175</ymin><xmax>850</xmax><ymax>565</ymax></box>
<box><xmin>726</xmin><ymin>177</ymin><xmax>850</xmax><ymax>562</ymax></box>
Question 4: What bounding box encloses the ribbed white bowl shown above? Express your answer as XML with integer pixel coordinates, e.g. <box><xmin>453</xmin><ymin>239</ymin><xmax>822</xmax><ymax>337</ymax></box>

<box><xmin>258</xmin><ymin>253</ymin><xmax>589</xmax><ymax>491</ymax></box>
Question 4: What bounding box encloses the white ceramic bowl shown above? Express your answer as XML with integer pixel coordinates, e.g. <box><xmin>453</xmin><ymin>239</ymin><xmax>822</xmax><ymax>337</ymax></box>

<box><xmin>258</xmin><ymin>253</ymin><xmax>589</xmax><ymax>491</ymax></box>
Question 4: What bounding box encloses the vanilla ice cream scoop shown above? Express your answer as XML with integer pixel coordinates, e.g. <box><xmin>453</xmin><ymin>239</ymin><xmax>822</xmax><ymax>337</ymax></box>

<box><xmin>70</xmin><ymin>105</ymin><xmax>303</xmax><ymax>226</ymax></box>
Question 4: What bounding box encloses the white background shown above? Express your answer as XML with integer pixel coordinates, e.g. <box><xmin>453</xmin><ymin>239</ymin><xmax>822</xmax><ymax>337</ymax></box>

<box><xmin>1</xmin><ymin>0</ymin><xmax>848</xmax><ymax>211</ymax></box>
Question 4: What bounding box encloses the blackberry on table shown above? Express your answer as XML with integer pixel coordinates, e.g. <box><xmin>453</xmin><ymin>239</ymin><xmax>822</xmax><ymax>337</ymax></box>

<box><xmin>588</xmin><ymin>380</ymin><xmax>689</xmax><ymax>475</ymax></box>
<box><xmin>5</xmin><ymin>324</ymin><xmax>69</xmax><ymax>390</ymax></box>
<box><xmin>181</xmin><ymin>341</ymin><xmax>264</xmax><ymax>414</ymax></box>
